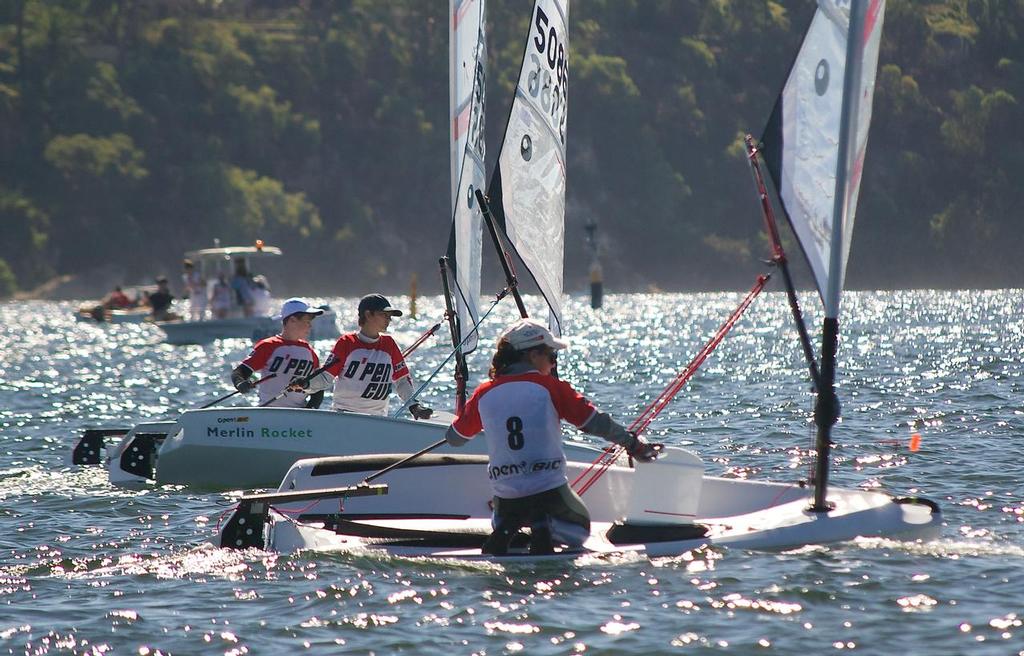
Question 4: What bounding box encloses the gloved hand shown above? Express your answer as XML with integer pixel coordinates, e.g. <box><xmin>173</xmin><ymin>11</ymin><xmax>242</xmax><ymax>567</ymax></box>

<box><xmin>409</xmin><ymin>403</ymin><xmax>433</xmax><ymax>420</ymax></box>
<box><xmin>234</xmin><ymin>378</ymin><xmax>255</xmax><ymax>394</ymax></box>
<box><xmin>625</xmin><ymin>432</ymin><xmax>662</xmax><ymax>462</ymax></box>
<box><xmin>294</xmin><ymin>370</ymin><xmax>333</xmax><ymax>394</ymax></box>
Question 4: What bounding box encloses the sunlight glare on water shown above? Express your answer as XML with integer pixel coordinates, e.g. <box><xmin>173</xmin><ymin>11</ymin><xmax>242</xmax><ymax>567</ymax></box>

<box><xmin>1</xmin><ymin>291</ymin><xmax>1023</xmax><ymax>653</ymax></box>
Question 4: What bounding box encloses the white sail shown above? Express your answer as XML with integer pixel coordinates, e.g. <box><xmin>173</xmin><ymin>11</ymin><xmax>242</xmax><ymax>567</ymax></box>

<box><xmin>486</xmin><ymin>0</ymin><xmax>569</xmax><ymax>335</ymax></box>
<box><xmin>447</xmin><ymin>0</ymin><xmax>487</xmax><ymax>353</ymax></box>
<box><xmin>762</xmin><ymin>0</ymin><xmax>885</xmax><ymax>318</ymax></box>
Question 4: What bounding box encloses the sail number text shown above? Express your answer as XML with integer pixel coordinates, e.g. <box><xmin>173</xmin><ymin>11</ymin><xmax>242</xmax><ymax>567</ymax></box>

<box><xmin>528</xmin><ymin>5</ymin><xmax>568</xmax><ymax>145</ymax></box>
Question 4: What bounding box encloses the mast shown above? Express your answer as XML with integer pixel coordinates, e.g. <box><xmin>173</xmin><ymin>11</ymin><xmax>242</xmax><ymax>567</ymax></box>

<box><xmin>745</xmin><ymin>135</ymin><xmax>820</xmax><ymax>391</ymax></box>
<box><xmin>812</xmin><ymin>0</ymin><xmax>871</xmax><ymax>512</ymax></box>
<box><xmin>447</xmin><ymin>0</ymin><xmax>487</xmax><ymax>356</ymax></box>
<box><xmin>439</xmin><ymin>257</ymin><xmax>469</xmax><ymax>413</ymax></box>
<box><xmin>476</xmin><ymin>189</ymin><xmax>528</xmax><ymax>318</ymax></box>
<box><xmin>757</xmin><ymin>0</ymin><xmax>886</xmax><ymax>512</ymax></box>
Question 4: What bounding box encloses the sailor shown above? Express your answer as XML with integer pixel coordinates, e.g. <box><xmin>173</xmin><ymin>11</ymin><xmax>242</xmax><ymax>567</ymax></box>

<box><xmin>181</xmin><ymin>259</ymin><xmax>207</xmax><ymax>321</ymax></box>
<box><xmin>231</xmin><ymin>298</ymin><xmax>325</xmax><ymax>408</ymax></box>
<box><xmin>104</xmin><ymin>286</ymin><xmax>133</xmax><ymax>309</ymax></box>
<box><xmin>444</xmin><ymin>318</ymin><xmax>660</xmax><ymax>555</ymax></box>
<box><xmin>210</xmin><ymin>273</ymin><xmax>233</xmax><ymax>319</ymax></box>
<box><xmin>250</xmin><ymin>275</ymin><xmax>272</xmax><ymax>317</ymax></box>
<box><xmin>298</xmin><ymin>294</ymin><xmax>432</xmax><ymax>419</ymax></box>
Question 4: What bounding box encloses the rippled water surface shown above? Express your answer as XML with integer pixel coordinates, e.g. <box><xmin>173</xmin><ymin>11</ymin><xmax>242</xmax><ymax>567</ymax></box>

<box><xmin>2</xmin><ymin>291</ymin><xmax>1023</xmax><ymax>654</ymax></box>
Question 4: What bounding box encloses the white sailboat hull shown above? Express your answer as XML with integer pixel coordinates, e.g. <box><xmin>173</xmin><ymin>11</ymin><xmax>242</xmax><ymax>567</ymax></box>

<box><xmin>100</xmin><ymin>408</ymin><xmax>603</xmax><ymax>490</ymax></box>
<box><xmin>157</xmin><ymin>310</ymin><xmax>341</xmax><ymax>345</ymax></box>
<box><xmin>226</xmin><ymin>447</ymin><xmax>941</xmax><ymax>558</ymax></box>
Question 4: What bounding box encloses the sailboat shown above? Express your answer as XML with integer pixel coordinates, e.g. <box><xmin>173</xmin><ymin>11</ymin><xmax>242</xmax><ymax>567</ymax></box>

<box><xmin>70</xmin><ymin>0</ymin><xmax>603</xmax><ymax>492</ymax></box>
<box><xmin>216</xmin><ymin>0</ymin><xmax>942</xmax><ymax>558</ymax></box>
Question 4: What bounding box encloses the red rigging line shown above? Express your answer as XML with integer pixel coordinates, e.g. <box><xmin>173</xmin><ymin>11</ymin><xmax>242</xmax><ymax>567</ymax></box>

<box><xmin>573</xmin><ymin>275</ymin><xmax>770</xmax><ymax>496</ymax></box>
<box><xmin>745</xmin><ymin>135</ymin><xmax>786</xmax><ymax>264</ymax></box>
<box><xmin>402</xmin><ymin>321</ymin><xmax>443</xmax><ymax>359</ymax></box>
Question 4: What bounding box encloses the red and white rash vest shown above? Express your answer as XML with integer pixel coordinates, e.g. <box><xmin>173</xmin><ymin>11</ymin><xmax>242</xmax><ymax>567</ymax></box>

<box><xmin>241</xmin><ymin>335</ymin><xmax>320</xmax><ymax>408</ymax></box>
<box><xmin>451</xmin><ymin>371</ymin><xmax>597</xmax><ymax>498</ymax></box>
<box><xmin>324</xmin><ymin>333</ymin><xmax>410</xmax><ymax>414</ymax></box>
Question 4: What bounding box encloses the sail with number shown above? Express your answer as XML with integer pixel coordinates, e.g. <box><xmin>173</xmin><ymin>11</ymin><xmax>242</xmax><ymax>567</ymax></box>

<box><xmin>485</xmin><ymin>0</ymin><xmax>569</xmax><ymax>335</ymax></box>
<box><xmin>761</xmin><ymin>0</ymin><xmax>885</xmax><ymax>318</ymax></box>
<box><xmin>447</xmin><ymin>0</ymin><xmax>487</xmax><ymax>354</ymax></box>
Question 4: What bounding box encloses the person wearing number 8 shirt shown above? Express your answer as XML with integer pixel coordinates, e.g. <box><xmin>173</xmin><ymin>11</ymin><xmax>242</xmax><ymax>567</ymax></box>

<box><xmin>299</xmin><ymin>294</ymin><xmax>433</xmax><ymax>419</ymax></box>
<box><xmin>445</xmin><ymin>318</ymin><xmax>661</xmax><ymax>556</ymax></box>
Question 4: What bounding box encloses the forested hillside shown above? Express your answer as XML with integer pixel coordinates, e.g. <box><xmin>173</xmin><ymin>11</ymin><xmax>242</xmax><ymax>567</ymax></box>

<box><xmin>1</xmin><ymin>1</ymin><xmax>1021</xmax><ymax>298</ymax></box>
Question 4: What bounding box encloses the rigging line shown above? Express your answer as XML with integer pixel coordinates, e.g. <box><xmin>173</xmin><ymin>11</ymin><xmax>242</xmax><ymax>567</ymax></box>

<box><xmin>448</xmin><ymin>270</ymin><xmax>481</xmax><ymax>351</ymax></box>
<box><xmin>391</xmin><ymin>286</ymin><xmax>511</xmax><ymax>419</ymax></box>
<box><xmin>200</xmin><ymin>373</ymin><xmax>277</xmax><ymax>409</ymax></box>
<box><xmin>570</xmin><ymin>446</ymin><xmax>618</xmax><ymax>489</ymax></box>
<box><xmin>745</xmin><ymin>135</ymin><xmax>821</xmax><ymax>390</ymax></box>
<box><xmin>572</xmin><ymin>275</ymin><xmax>770</xmax><ymax>496</ymax></box>
<box><xmin>216</xmin><ymin>504</ymin><xmax>239</xmax><ymax>533</ymax></box>
<box><xmin>270</xmin><ymin>496</ymin><xmax>323</xmax><ymax>516</ymax></box>
<box><xmin>574</xmin><ymin>448</ymin><xmax>621</xmax><ymax>496</ymax></box>
<box><xmin>449</xmin><ymin>272</ymin><xmax>476</xmax><ymax>320</ymax></box>
<box><xmin>630</xmin><ymin>275</ymin><xmax>769</xmax><ymax>436</ymax></box>
<box><xmin>477</xmin><ymin>188</ymin><xmax>529</xmax><ymax>318</ymax></box>
<box><xmin>402</xmin><ymin>320</ymin><xmax>444</xmax><ymax>359</ymax></box>
<box><xmin>440</xmin><ymin>256</ymin><xmax>470</xmax><ymax>413</ymax></box>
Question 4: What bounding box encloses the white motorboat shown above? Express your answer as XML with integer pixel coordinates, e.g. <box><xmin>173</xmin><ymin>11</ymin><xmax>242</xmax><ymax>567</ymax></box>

<box><xmin>156</xmin><ymin>242</ymin><xmax>341</xmax><ymax>344</ymax></box>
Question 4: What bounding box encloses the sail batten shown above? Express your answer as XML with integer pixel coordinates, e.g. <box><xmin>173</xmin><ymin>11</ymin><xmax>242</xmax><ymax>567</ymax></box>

<box><xmin>447</xmin><ymin>0</ymin><xmax>487</xmax><ymax>354</ymax></box>
<box><xmin>485</xmin><ymin>0</ymin><xmax>569</xmax><ymax>336</ymax></box>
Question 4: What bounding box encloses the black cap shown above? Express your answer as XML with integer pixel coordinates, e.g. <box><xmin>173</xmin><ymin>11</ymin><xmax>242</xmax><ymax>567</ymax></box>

<box><xmin>358</xmin><ymin>293</ymin><xmax>402</xmax><ymax>317</ymax></box>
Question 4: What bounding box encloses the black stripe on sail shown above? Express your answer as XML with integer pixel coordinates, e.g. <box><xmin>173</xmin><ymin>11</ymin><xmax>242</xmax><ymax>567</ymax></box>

<box><xmin>761</xmin><ymin>94</ymin><xmax>784</xmax><ymax>190</ymax></box>
<box><xmin>485</xmin><ymin>161</ymin><xmax>508</xmax><ymax>233</ymax></box>
<box><xmin>445</xmin><ymin>220</ymin><xmax>458</xmax><ymax>270</ymax></box>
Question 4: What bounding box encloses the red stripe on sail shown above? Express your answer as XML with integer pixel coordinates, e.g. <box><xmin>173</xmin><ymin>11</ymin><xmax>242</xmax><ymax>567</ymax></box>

<box><xmin>862</xmin><ymin>0</ymin><xmax>882</xmax><ymax>45</ymax></box>
<box><xmin>452</xmin><ymin>103</ymin><xmax>471</xmax><ymax>141</ymax></box>
<box><xmin>452</xmin><ymin>0</ymin><xmax>475</xmax><ymax>31</ymax></box>
<box><xmin>847</xmin><ymin>147</ymin><xmax>866</xmax><ymax>206</ymax></box>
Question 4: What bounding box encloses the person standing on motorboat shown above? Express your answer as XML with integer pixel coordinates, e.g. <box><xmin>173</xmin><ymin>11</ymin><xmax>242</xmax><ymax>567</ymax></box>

<box><xmin>148</xmin><ymin>277</ymin><xmax>179</xmax><ymax>322</ymax></box>
<box><xmin>230</xmin><ymin>258</ymin><xmax>255</xmax><ymax>317</ymax></box>
<box><xmin>443</xmin><ymin>318</ymin><xmax>660</xmax><ymax>555</ymax></box>
<box><xmin>210</xmin><ymin>273</ymin><xmax>233</xmax><ymax>319</ymax></box>
<box><xmin>231</xmin><ymin>298</ymin><xmax>325</xmax><ymax>408</ymax></box>
<box><xmin>298</xmin><ymin>294</ymin><xmax>432</xmax><ymax>419</ymax></box>
<box><xmin>181</xmin><ymin>259</ymin><xmax>207</xmax><ymax>321</ymax></box>
<box><xmin>250</xmin><ymin>275</ymin><xmax>272</xmax><ymax>317</ymax></box>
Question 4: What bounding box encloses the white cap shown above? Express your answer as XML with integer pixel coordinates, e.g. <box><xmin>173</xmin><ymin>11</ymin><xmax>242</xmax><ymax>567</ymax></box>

<box><xmin>276</xmin><ymin>298</ymin><xmax>325</xmax><ymax>321</ymax></box>
<box><xmin>500</xmin><ymin>318</ymin><xmax>569</xmax><ymax>351</ymax></box>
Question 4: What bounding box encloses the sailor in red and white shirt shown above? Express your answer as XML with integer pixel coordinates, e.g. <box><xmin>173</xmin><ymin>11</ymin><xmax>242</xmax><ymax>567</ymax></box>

<box><xmin>445</xmin><ymin>318</ymin><xmax>660</xmax><ymax>555</ymax></box>
<box><xmin>230</xmin><ymin>298</ymin><xmax>324</xmax><ymax>408</ymax></box>
<box><xmin>301</xmin><ymin>294</ymin><xmax>432</xmax><ymax>419</ymax></box>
